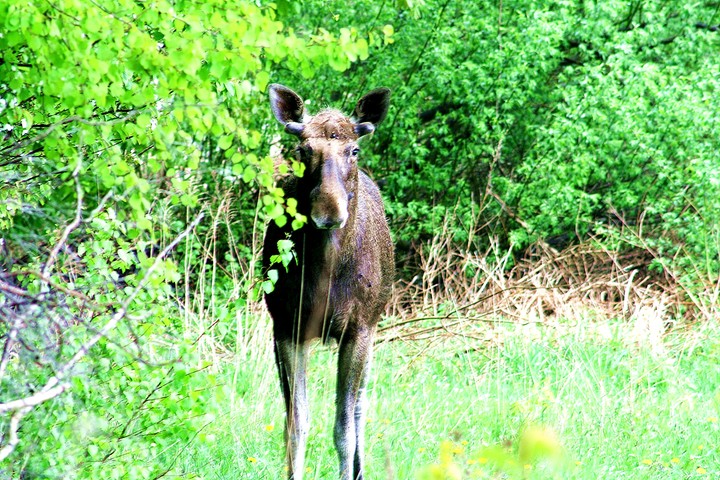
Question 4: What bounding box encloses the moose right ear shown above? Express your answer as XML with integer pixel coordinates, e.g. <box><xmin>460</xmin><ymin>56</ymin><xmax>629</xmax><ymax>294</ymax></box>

<box><xmin>269</xmin><ymin>84</ymin><xmax>305</xmax><ymax>135</ymax></box>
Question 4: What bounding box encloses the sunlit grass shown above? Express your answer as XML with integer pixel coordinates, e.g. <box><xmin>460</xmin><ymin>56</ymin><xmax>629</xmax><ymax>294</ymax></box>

<box><xmin>179</xmin><ymin>315</ymin><xmax>720</xmax><ymax>479</ymax></box>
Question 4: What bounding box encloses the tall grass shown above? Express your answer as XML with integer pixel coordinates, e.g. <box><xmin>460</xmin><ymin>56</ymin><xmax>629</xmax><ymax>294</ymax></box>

<box><xmin>176</xmin><ymin>209</ymin><xmax>720</xmax><ymax>479</ymax></box>
<box><xmin>177</xmin><ymin>314</ymin><xmax>720</xmax><ymax>479</ymax></box>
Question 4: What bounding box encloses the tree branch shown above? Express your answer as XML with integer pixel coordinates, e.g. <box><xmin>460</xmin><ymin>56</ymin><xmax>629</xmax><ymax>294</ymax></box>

<box><xmin>0</xmin><ymin>407</ymin><xmax>31</xmax><ymax>462</ymax></box>
<box><xmin>0</xmin><ymin>110</ymin><xmax>139</xmax><ymax>155</ymax></box>
<box><xmin>0</xmin><ymin>211</ymin><xmax>205</xmax><ymax>462</ymax></box>
<box><xmin>41</xmin><ymin>159</ymin><xmax>84</xmax><ymax>278</ymax></box>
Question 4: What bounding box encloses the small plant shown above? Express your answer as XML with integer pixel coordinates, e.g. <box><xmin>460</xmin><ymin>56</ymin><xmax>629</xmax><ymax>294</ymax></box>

<box><xmin>417</xmin><ymin>425</ymin><xmax>566</xmax><ymax>479</ymax></box>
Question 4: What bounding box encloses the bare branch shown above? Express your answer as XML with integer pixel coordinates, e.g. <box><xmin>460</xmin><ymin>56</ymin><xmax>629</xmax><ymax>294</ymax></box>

<box><xmin>51</xmin><ymin>210</ymin><xmax>205</xmax><ymax>387</ymax></box>
<box><xmin>0</xmin><ymin>279</ymin><xmax>31</xmax><ymax>298</ymax></box>
<box><xmin>379</xmin><ymin>284</ymin><xmax>541</xmax><ymax>333</ymax></box>
<box><xmin>0</xmin><ymin>407</ymin><xmax>31</xmax><ymax>462</ymax></box>
<box><xmin>0</xmin><ymin>317</ymin><xmax>21</xmax><ymax>384</ymax></box>
<box><xmin>0</xmin><ymin>211</ymin><xmax>205</xmax><ymax>461</ymax></box>
<box><xmin>0</xmin><ymin>110</ymin><xmax>139</xmax><ymax>155</ymax></box>
<box><xmin>41</xmin><ymin>160</ymin><xmax>84</xmax><ymax>278</ymax></box>
<box><xmin>2</xmin><ymin>269</ymin><xmax>109</xmax><ymax>306</ymax></box>
<box><xmin>0</xmin><ymin>384</ymin><xmax>68</xmax><ymax>414</ymax></box>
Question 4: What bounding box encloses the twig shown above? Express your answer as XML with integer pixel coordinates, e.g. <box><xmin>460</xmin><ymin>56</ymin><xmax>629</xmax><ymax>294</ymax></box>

<box><xmin>0</xmin><ymin>211</ymin><xmax>205</xmax><ymax>462</ymax></box>
<box><xmin>51</xmin><ymin>211</ymin><xmax>204</xmax><ymax>385</ymax></box>
<box><xmin>4</xmin><ymin>271</ymin><xmax>98</xmax><ymax>304</ymax></box>
<box><xmin>0</xmin><ymin>280</ymin><xmax>31</xmax><ymax>298</ymax></box>
<box><xmin>379</xmin><ymin>284</ymin><xmax>542</xmax><ymax>333</ymax></box>
<box><xmin>0</xmin><ymin>407</ymin><xmax>31</xmax><ymax>462</ymax></box>
<box><xmin>0</xmin><ymin>384</ymin><xmax>68</xmax><ymax>414</ymax></box>
<box><xmin>1</xmin><ymin>110</ymin><xmax>139</xmax><ymax>155</ymax></box>
<box><xmin>0</xmin><ymin>316</ymin><xmax>21</xmax><ymax>384</ymax></box>
<box><xmin>41</xmin><ymin>159</ymin><xmax>84</xmax><ymax>278</ymax></box>
<box><xmin>486</xmin><ymin>186</ymin><xmax>530</xmax><ymax>231</ymax></box>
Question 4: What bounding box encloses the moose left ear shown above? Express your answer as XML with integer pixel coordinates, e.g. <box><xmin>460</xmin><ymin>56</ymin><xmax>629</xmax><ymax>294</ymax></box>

<box><xmin>353</xmin><ymin>87</ymin><xmax>391</xmax><ymax>129</ymax></box>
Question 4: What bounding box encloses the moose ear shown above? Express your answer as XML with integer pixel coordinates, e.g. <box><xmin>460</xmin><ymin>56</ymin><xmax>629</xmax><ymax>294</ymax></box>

<box><xmin>353</xmin><ymin>87</ymin><xmax>391</xmax><ymax>129</ymax></box>
<box><xmin>269</xmin><ymin>84</ymin><xmax>305</xmax><ymax>135</ymax></box>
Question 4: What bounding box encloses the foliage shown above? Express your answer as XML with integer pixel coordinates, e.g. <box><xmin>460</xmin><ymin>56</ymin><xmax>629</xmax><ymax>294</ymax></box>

<box><xmin>417</xmin><ymin>426</ymin><xmax>565</xmax><ymax>480</ymax></box>
<box><xmin>2</xmin><ymin>0</ymin><xmax>720</xmax><ymax>477</ymax></box>
<box><xmin>0</xmin><ymin>0</ymin><xmax>384</xmax><ymax>476</ymax></box>
<box><xmin>0</xmin><ymin>0</ymin><xmax>382</xmax><ymax>239</ymax></box>
<box><xmin>16</xmin><ymin>343</ymin><xmax>223</xmax><ymax>480</ymax></box>
<box><xmin>274</xmin><ymin>0</ymin><xmax>720</xmax><ymax>276</ymax></box>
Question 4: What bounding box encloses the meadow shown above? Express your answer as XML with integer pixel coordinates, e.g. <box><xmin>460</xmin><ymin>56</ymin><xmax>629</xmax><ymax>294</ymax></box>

<box><xmin>3</xmin><ymin>1</ymin><xmax>720</xmax><ymax>478</ymax></box>
<box><xmin>177</xmin><ymin>304</ymin><xmax>720</xmax><ymax>479</ymax></box>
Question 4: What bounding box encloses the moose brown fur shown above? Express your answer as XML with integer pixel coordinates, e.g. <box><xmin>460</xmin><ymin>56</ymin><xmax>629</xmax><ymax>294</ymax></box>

<box><xmin>263</xmin><ymin>84</ymin><xmax>394</xmax><ymax>480</ymax></box>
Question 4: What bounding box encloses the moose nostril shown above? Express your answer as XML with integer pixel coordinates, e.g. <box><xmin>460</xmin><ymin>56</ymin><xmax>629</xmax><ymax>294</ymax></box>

<box><xmin>311</xmin><ymin>202</ymin><xmax>348</xmax><ymax>229</ymax></box>
<box><xmin>312</xmin><ymin>216</ymin><xmax>346</xmax><ymax>230</ymax></box>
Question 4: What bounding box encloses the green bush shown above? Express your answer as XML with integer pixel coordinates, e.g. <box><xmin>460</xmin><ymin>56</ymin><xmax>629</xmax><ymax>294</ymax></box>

<box><xmin>0</xmin><ymin>0</ymin><xmax>382</xmax><ymax>475</ymax></box>
<box><xmin>274</xmin><ymin>0</ymin><xmax>720</xmax><ymax>278</ymax></box>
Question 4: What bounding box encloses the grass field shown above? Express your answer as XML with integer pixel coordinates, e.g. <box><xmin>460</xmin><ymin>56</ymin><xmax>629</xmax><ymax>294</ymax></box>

<box><xmin>177</xmin><ymin>313</ymin><xmax>720</xmax><ymax>479</ymax></box>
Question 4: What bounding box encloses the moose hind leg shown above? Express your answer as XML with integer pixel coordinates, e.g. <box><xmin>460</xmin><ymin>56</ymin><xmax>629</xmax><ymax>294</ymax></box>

<box><xmin>334</xmin><ymin>330</ymin><xmax>374</xmax><ymax>480</ymax></box>
<box><xmin>275</xmin><ymin>338</ymin><xmax>310</xmax><ymax>480</ymax></box>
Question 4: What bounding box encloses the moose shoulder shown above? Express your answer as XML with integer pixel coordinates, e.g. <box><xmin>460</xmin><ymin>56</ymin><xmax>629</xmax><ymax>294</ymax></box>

<box><xmin>262</xmin><ymin>84</ymin><xmax>394</xmax><ymax>480</ymax></box>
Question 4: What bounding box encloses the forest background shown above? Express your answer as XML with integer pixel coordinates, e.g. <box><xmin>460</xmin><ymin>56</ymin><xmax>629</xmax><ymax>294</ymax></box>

<box><xmin>2</xmin><ymin>0</ymin><xmax>720</xmax><ymax>478</ymax></box>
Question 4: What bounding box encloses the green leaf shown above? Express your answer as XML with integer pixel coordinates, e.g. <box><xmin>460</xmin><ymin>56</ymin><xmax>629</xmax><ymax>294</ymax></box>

<box><xmin>255</xmin><ymin>70</ymin><xmax>270</xmax><ymax>92</ymax></box>
<box><xmin>218</xmin><ymin>135</ymin><xmax>233</xmax><ymax>150</ymax></box>
<box><xmin>242</xmin><ymin>165</ymin><xmax>256</xmax><ymax>183</ymax></box>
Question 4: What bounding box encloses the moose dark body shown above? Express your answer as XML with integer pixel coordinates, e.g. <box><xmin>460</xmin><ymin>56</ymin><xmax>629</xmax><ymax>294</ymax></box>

<box><xmin>263</xmin><ymin>84</ymin><xmax>394</xmax><ymax>480</ymax></box>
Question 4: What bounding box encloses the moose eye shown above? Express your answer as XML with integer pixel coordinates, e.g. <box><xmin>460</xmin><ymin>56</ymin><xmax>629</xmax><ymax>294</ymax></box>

<box><xmin>351</xmin><ymin>147</ymin><xmax>360</xmax><ymax>156</ymax></box>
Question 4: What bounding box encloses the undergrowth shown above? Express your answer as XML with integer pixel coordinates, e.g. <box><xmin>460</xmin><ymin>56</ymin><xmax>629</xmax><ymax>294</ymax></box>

<box><xmin>177</xmin><ymin>312</ymin><xmax>720</xmax><ymax>479</ymax></box>
<box><xmin>175</xmin><ymin>210</ymin><xmax>720</xmax><ymax>479</ymax></box>
<box><xmin>5</xmin><ymin>198</ymin><xmax>719</xmax><ymax>479</ymax></box>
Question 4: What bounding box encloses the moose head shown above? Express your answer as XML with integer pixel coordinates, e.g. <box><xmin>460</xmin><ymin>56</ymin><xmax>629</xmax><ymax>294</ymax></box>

<box><xmin>268</xmin><ymin>84</ymin><xmax>390</xmax><ymax>230</ymax></box>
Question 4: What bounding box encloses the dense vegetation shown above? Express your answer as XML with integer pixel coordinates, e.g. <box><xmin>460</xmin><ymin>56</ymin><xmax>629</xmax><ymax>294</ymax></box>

<box><xmin>1</xmin><ymin>0</ymin><xmax>719</xmax><ymax>478</ymax></box>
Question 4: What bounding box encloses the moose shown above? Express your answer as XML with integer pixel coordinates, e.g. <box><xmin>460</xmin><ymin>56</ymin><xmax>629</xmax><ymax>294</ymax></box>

<box><xmin>263</xmin><ymin>84</ymin><xmax>394</xmax><ymax>480</ymax></box>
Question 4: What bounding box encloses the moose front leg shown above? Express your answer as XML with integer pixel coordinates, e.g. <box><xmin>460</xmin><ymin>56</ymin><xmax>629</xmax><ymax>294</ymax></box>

<box><xmin>335</xmin><ymin>329</ymin><xmax>375</xmax><ymax>480</ymax></box>
<box><xmin>275</xmin><ymin>338</ymin><xmax>310</xmax><ymax>480</ymax></box>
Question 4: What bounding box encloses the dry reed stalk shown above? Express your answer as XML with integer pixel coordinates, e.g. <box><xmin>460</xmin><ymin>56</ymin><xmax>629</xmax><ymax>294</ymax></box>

<box><xmin>382</xmin><ymin>220</ymin><xmax>700</xmax><ymax>343</ymax></box>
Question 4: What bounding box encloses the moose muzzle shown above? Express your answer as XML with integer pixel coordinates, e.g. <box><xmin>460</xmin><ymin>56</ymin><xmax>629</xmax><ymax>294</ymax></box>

<box><xmin>310</xmin><ymin>159</ymin><xmax>349</xmax><ymax>230</ymax></box>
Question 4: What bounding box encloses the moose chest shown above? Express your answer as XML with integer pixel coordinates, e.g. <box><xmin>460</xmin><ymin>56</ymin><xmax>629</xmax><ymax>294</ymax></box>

<box><xmin>266</xmin><ymin>229</ymin><xmax>378</xmax><ymax>343</ymax></box>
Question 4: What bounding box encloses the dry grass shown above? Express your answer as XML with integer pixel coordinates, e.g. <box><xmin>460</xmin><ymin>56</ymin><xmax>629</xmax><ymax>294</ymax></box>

<box><xmin>186</xmin><ymin>187</ymin><xmax>718</xmax><ymax>357</ymax></box>
<box><xmin>382</xmin><ymin>216</ymin><xmax>715</xmax><ymax>344</ymax></box>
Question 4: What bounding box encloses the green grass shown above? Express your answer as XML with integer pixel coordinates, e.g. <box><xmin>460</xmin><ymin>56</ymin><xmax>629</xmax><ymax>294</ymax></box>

<box><xmin>178</xmin><ymin>315</ymin><xmax>720</xmax><ymax>479</ymax></box>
